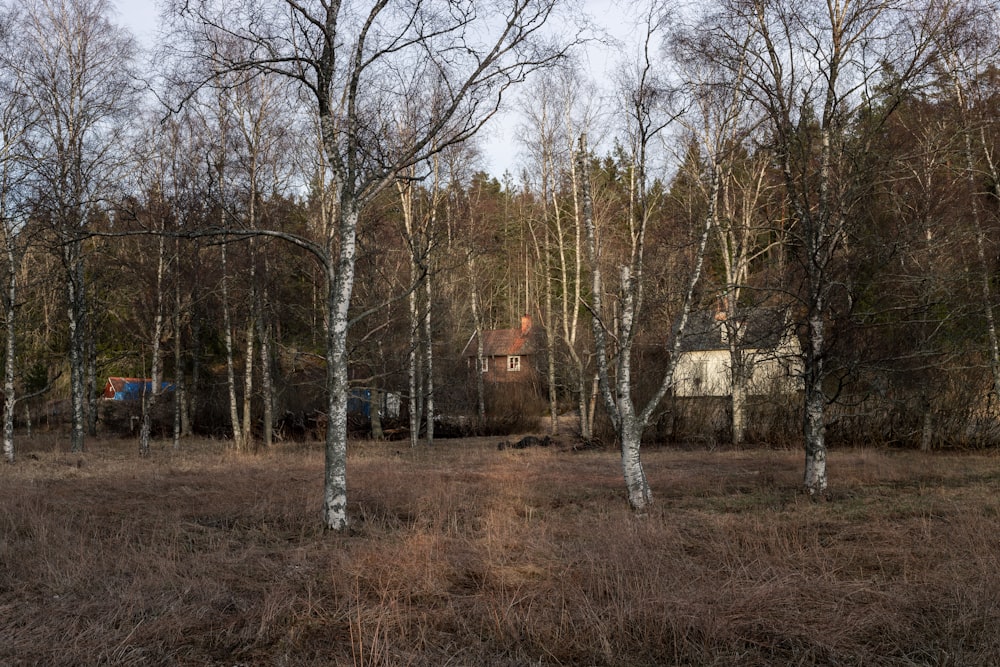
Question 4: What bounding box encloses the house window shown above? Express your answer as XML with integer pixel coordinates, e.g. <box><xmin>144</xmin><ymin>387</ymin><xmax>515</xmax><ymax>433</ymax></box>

<box><xmin>507</xmin><ymin>356</ymin><xmax>521</xmax><ymax>372</ymax></box>
<box><xmin>480</xmin><ymin>357</ymin><xmax>489</xmax><ymax>373</ymax></box>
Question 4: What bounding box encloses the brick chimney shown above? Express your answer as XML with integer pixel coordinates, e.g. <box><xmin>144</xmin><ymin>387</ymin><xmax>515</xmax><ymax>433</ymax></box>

<box><xmin>521</xmin><ymin>314</ymin><xmax>532</xmax><ymax>335</ymax></box>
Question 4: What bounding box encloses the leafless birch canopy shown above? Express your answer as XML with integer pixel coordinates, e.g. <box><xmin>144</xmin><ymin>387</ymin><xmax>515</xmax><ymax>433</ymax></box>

<box><xmin>166</xmin><ymin>0</ymin><xmax>577</xmax><ymax>201</ymax></box>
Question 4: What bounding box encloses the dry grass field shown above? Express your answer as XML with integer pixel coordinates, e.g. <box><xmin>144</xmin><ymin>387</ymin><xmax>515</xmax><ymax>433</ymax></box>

<box><xmin>2</xmin><ymin>433</ymin><xmax>1000</xmax><ymax>666</ymax></box>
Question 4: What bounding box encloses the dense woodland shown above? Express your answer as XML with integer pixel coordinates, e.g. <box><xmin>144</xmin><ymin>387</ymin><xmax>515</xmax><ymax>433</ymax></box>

<box><xmin>3</xmin><ymin>0</ymin><xmax>1000</xmax><ymax>525</ymax></box>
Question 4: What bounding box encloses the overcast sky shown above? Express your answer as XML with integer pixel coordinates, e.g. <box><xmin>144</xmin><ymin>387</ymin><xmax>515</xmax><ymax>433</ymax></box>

<box><xmin>110</xmin><ymin>0</ymin><xmax>633</xmax><ymax>179</ymax></box>
<box><xmin>113</xmin><ymin>0</ymin><xmax>157</xmax><ymax>40</ymax></box>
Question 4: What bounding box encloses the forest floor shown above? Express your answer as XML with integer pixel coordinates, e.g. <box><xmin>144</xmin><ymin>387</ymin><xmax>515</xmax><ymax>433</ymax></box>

<box><xmin>2</xmin><ymin>431</ymin><xmax>1000</xmax><ymax>666</ymax></box>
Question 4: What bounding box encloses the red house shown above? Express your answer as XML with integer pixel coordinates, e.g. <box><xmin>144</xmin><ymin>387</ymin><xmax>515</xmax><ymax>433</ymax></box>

<box><xmin>461</xmin><ymin>315</ymin><xmax>543</xmax><ymax>385</ymax></box>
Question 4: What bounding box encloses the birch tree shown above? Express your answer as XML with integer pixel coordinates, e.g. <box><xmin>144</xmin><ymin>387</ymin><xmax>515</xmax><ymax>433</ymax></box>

<box><xmin>0</xmin><ymin>17</ymin><xmax>36</xmax><ymax>463</ymax></box>
<box><xmin>168</xmin><ymin>0</ymin><xmax>575</xmax><ymax>530</ymax></box>
<box><xmin>704</xmin><ymin>0</ymin><xmax>942</xmax><ymax>493</ymax></box>
<box><xmin>582</xmin><ymin>5</ymin><xmax>716</xmax><ymax>512</ymax></box>
<box><xmin>672</xmin><ymin>23</ymin><xmax>781</xmax><ymax>447</ymax></box>
<box><xmin>396</xmin><ymin>156</ymin><xmax>441</xmax><ymax>448</ymax></box>
<box><xmin>9</xmin><ymin>0</ymin><xmax>138</xmax><ymax>453</ymax></box>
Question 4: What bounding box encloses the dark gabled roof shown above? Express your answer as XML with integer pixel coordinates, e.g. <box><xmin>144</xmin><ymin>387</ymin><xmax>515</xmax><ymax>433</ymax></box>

<box><xmin>679</xmin><ymin>308</ymin><xmax>791</xmax><ymax>352</ymax></box>
<box><xmin>462</xmin><ymin>326</ymin><xmax>539</xmax><ymax>358</ymax></box>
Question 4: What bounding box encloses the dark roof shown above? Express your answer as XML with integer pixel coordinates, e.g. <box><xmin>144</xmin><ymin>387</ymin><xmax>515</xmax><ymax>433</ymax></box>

<box><xmin>462</xmin><ymin>326</ymin><xmax>540</xmax><ymax>358</ymax></box>
<box><xmin>679</xmin><ymin>308</ymin><xmax>791</xmax><ymax>352</ymax></box>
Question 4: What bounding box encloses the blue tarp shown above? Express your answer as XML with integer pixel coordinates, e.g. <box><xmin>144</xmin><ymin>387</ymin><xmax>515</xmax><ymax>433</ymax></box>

<box><xmin>113</xmin><ymin>381</ymin><xmax>175</xmax><ymax>401</ymax></box>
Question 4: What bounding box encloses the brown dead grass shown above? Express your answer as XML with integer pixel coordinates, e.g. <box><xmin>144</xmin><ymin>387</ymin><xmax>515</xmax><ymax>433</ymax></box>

<box><xmin>2</xmin><ymin>435</ymin><xmax>1000</xmax><ymax>666</ymax></box>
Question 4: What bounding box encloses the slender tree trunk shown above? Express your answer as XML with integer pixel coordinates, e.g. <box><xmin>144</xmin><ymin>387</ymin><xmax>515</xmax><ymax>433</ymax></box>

<box><xmin>221</xmin><ymin>240</ymin><xmax>242</xmax><ymax>449</ymax></box>
<box><xmin>727</xmin><ymin>308</ymin><xmax>749</xmax><ymax>447</ymax></box>
<box><xmin>242</xmin><ymin>309</ymin><xmax>255</xmax><ymax>449</ymax></box>
<box><xmin>3</xmin><ymin>246</ymin><xmax>16</xmax><ymax>463</ymax></box>
<box><xmin>140</xmin><ymin>235</ymin><xmax>167</xmax><ymax>457</ymax></box>
<box><xmin>587</xmin><ymin>374</ymin><xmax>598</xmax><ymax>439</ymax></box>
<box><xmin>544</xmin><ymin>249</ymin><xmax>558</xmax><ymax>436</ymax></box>
<box><xmin>370</xmin><ymin>387</ymin><xmax>384</xmax><ymax>440</ymax></box>
<box><xmin>398</xmin><ymin>178</ymin><xmax>425</xmax><ymax>447</ymax></box>
<box><xmin>731</xmin><ymin>371</ymin><xmax>747</xmax><ymax>446</ymax></box>
<box><xmin>186</xmin><ymin>301</ymin><xmax>201</xmax><ymax>438</ymax></box>
<box><xmin>86</xmin><ymin>322</ymin><xmax>97</xmax><ymax>437</ymax></box>
<box><xmin>470</xmin><ymin>257</ymin><xmax>486</xmax><ymax>423</ymax></box>
<box><xmin>407</xmin><ymin>281</ymin><xmax>420</xmax><ymax>448</ymax></box>
<box><xmin>563</xmin><ymin>147</ymin><xmax>589</xmax><ymax>439</ymax></box>
<box><xmin>964</xmin><ymin>131</ymin><xmax>1000</xmax><ymax>398</ymax></box>
<box><xmin>67</xmin><ymin>242</ymin><xmax>86</xmax><ymax>453</ymax></box>
<box><xmin>258</xmin><ymin>307</ymin><xmax>273</xmax><ymax>448</ymax></box>
<box><xmin>173</xmin><ymin>238</ymin><xmax>184</xmax><ymax>449</ymax></box>
<box><xmin>423</xmin><ymin>270</ymin><xmax>434</xmax><ymax>445</ymax></box>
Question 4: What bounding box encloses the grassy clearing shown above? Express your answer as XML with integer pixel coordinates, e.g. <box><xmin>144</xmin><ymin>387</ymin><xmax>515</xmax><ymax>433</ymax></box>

<box><xmin>2</xmin><ymin>435</ymin><xmax>1000</xmax><ymax>666</ymax></box>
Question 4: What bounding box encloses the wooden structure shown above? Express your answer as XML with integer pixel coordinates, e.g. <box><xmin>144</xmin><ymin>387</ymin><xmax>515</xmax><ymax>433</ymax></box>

<box><xmin>673</xmin><ymin>309</ymin><xmax>803</xmax><ymax>397</ymax></box>
<box><xmin>462</xmin><ymin>315</ymin><xmax>543</xmax><ymax>385</ymax></box>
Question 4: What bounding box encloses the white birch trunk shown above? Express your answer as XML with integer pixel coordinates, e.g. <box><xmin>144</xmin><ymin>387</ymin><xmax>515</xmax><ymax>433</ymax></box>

<box><xmin>242</xmin><ymin>309</ymin><xmax>255</xmax><ymax>450</ymax></box>
<box><xmin>185</xmin><ymin>307</ymin><xmax>201</xmax><ymax>439</ymax></box>
<box><xmin>620</xmin><ymin>419</ymin><xmax>651</xmax><ymax>511</ymax></box>
<box><xmin>544</xmin><ymin>254</ymin><xmax>558</xmax><ymax>436</ymax></box>
<box><xmin>423</xmin><ymin>270</ymin><xmax>434</xmax><ymax>445</ymax></box>
<box><xmin>398</xmin><ymin>179</ymin><xmax>423</xmax><ymax>447</ymax></box>
<box><xmin>407</xmin><ymin>282</ymin><xmax>420</xmax><ymax>448</ymax></box>
<box><xmin>802</xmin><ymin>311</ymin><xmax>828</xmax><ymax>495</ymax></box>
<box><xmin>321</xmin><ymin>201</ymin><xmax>358</xmax><ymax>532</ymax></box>
<box><xmin>67</xmin><ymin>243</ymin><xmax>86</xmax><ymax>453</ymax></box>
<box><xmin>140</xmin><ymin>235</ymin><xmax>167</xmax><ymax>457</ymax></box>
<box><xmin>582</xmin><ymin>129</ymin><xmax>716</xmax><ymax>513</ymax></box>
<box><xmin>726</xmin><ymin>306</ymin><xmax>750</xmax><ymax>448</ymax></box>
<box><xmin>2</xmin><ymin>246</ymin><xmax>16</xmax><ymax>464</ymax></box>
<box><xmin>616</xmin><ymin>265</ymin><xmax>653</xmax><ymax>511</ymax></box>
<box><xmin>564</xmin><ymin>142</ymin><xmax>589</xmax><ymax>440</ymax></box>
<box><xmin>221</xmin><ymin>240</ymin><xmax>241</xmax><ymax>448</ymax></box>
<box><xmin>173</xmin><ymin>238</ymin><xmax>184</xmax><ymax>449</ymax></box>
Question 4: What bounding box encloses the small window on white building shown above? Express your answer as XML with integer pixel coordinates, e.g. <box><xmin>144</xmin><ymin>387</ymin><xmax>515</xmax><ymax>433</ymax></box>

<box><xmin>507</xmin><ymin>356</ymin><xmax>521</xmax><ymax>372</ymax></box>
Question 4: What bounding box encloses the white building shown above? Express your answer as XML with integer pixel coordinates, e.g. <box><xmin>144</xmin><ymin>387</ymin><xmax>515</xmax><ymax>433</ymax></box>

<box><xmin>673</xmin><ymin>309</ymin><xmax>804</xmax><ymax>398</ymax></box>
